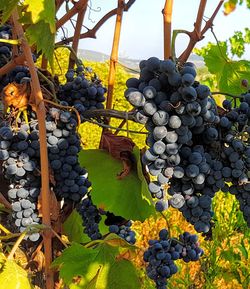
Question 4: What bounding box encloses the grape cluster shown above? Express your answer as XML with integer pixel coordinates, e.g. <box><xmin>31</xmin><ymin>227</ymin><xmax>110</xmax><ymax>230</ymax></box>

<box><xmin>125</xmin><ymin>57</ymin><xmax>219</xmax><ymax>231</ymax></box>
<box><xmin>78</xmin><ymin>200</ymin><xmax>137</xmax><ymax>243</ymax></box>
<box><xmin>78</xmin><ymin>196</ymin><xmax>102</xmax><ymax>240</ymax></box>
<box><xmin>167</xmin><ymin>145</ymin><xmax>214</xmax><ymax>233</ymax></box>
<box><xmin>143</xmin><ymin>229</ymin><xmax>203</xmax><ymax>289</ymax></box>
<box><xmin>109</xmin><ymin>220</ymin><xmax>136</xmax><ymax>244</ymax></box>
<box><xmin>217</xmin><ymin>95</ymin><xmax>250</xmax><ymax>226</ymax></box>
<box><xmin>46</xmin><ymin>107</ymin><xmax>91</xmax><ymax>202</ymax></box>
<box><xmin>0</xmin><ymin>123</ymin><xmax>41</xmax><ymax>241</ymax></box>
<box><xmin>125</xmin><ymin>56</ymin><xmax>250</xmax><ymax>232</ymax></box>
<box><xmin>1</xmin><ymin>103</ymin><xmax>92</xmax><ymax>239</ymax></box>
<box><xmin>57</xmin><ymin>66</ymin><xmax>106</xmax><ymax>120</ymax></box>
<box><xmin>0</xmin><ymin>25</ymin><xmax>12</xmax><ymax>68</ymax></box>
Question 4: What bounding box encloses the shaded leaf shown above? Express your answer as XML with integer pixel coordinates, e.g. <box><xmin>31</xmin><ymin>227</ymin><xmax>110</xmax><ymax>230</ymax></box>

<box><xmin>238</xmin><ymin>240</ymin><xmax>248</xmax><ymax>259</ymax></box>
<box><xmin>0</xmin><ymin>253</ymin><xmax>32</xmax><ymax>289</ymax></box>
<box><xmin>98</xmin><ymin>214</ymin><xmax>109</xmax><ymax>236</ymax></box>
<box><xmin>25</xmin><ymin>21</ymin><xmax>54</xmax><ymax>66</ymax></box>
<box><xmin>220</xmin><ymin>249</ymin><xmax>241</xmax><ymax>262</ymax></box>
<box><xmin>63</xmin><ymin>210</ymin><xmax>91</xmax><ymax>244</ymax></box>
<box><xmin>0</xmin><ymin>0</ymin><xmax>19</xmax><ymax>23</ymax></box>
<box><xmin>52</xmin><ymin>236</ymin><xmax>140</xmax><ymax>289</ymax></box>
<box><xmin>79</xmin><ymin>149</ymin><xmax>155</xmax><ymax>221</ymax></box>
<box><xmin>51</xmin><ymin>243</ymin><xmax>100</xmax><ymax>285</ymax></box>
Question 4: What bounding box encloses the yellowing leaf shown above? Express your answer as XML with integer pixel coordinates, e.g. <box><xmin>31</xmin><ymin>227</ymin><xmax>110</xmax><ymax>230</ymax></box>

<box><xmin>223</xmin><ymin>1</ymin><xmax>237</xmax><ymax>15</ymax></box>
<box><xmin>22</xmin><ymin>0</ymin><xmax>55</xmax><ymax>33</ymax></box>
<box><xmin>0</xmin><ymin>253</ymin><xmax>32</xmax><ymax>289</ymax></box>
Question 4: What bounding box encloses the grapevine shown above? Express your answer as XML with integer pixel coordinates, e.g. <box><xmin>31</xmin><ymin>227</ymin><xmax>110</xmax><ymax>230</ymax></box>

<box><xmin>0</xmin><ymin>1</ymin><xmax>249</xmax><ymax>289</ymax></box>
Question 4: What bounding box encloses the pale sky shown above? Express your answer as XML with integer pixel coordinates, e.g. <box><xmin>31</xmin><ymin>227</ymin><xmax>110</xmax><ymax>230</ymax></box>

<box><xmin>57</xmin><ymin>1</ymin><xmax>250</xmax><ymax>60</ymax></box>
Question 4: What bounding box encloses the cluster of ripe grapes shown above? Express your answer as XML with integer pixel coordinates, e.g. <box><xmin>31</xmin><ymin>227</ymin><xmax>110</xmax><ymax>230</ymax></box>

<box><xmin>125</xmin><ymin>56</ymin><xmax>250</xmax><ymax>234</ymax></box>
<box><xmin>78</xmin><ymin>196</ymin><xmax>136</xmax><ymax>244</ymax></box>
<box><xmin>0</xmin><ymin>45</ymin><xmax>135</xmax><ymax>244</ymax></box>
<box><xmin>57</xmin><ymin>66</ymin><xmax>106</xmax><ymax>118</ymax></box>
<box><xmin>0</xmin><ymin>106</ymin><xmax>92</xmax><ymax>241</ymax></box>
<box><xmin>144</xmin><ymin>229</ymin><xmax>203</xmax><ymax>289</ymax></box>
<box><xmin>1</xmin><ymin>22</ymin><xmax>250</xmax><ymax>288</ymax></box>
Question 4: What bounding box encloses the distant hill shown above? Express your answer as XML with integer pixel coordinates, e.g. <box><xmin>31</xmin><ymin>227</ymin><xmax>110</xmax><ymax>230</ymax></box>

<box><xmin>78</xmin><ymin>49</ymin><xmax>204</xmax><ymax>72</ymax></box>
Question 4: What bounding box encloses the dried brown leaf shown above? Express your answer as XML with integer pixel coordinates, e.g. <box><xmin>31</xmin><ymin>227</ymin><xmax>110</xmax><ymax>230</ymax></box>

<box><xmin>100</xmin><ymin>131</ymin><xmax>135</xmax><ymax>179</ymax></box>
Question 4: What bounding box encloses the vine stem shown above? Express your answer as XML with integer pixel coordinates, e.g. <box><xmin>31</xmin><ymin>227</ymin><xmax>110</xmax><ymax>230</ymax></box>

<box><xmin>211</xmin><ymin>91</ymin><xmax>243</xmax><ymax>99</ymax></box>
<box><xmin>162</xmin><ymin>0</ymin><xmax>174</xmax><ymax>59</ymax></box>
<box><xmin>160</xmin><ymin>212</ymin><xmax>172</xmax><ymax>238</ymax></box>
<box><xmin>0</xmin><ymin>192</ymin><xmax>12</xmax><ymax>209</ymax></box>
<box><xmin>7</xmin><ymin>232</ymin><xmax>26</xmax><ymax>260</ymax></box>
<box><xmin>56</xmin><ymin>0</ymin><xmax>88</xmax><ymax>29</ymax></box>
<box><xmin>0</xmin><ymin>54</ymin><xmax>25</xmax><ymax>76</ymax></box>
<box><xmin>178</xmin><ymin>0</ymin><xmax>224</xmax><ymax>63</ymax></box>
<box><xmin>55</xmin><ymin>0</ymin><xmax>136</xmax><ymax>45</ymax></box>
<box><xmin>68</xmin><ymin>4</ymin><xmax>88</xmax><ymax>69</ymax></box>
<box><xmin>106</xmin><ymin>0</ymin><xmax>125</xmax><ymax>112</ymax></box>
<box><xmin>0</xmin><ymin>224</ymin><xmax>11</xmax><ymax>234</ymax></box>
<box><xmin>81</xmin><ymin>108</ymin><xmax>136</xmax><ymax>121</ymax></box>
<box><xmin>12</xmin><ymin>9</ymin><xmax>54</xmax><ymax>289</ymax></box>
<box><xmin>178</xmin><ymin>0</ymin><xmax>207</xmax><ymax>63</ymax></box>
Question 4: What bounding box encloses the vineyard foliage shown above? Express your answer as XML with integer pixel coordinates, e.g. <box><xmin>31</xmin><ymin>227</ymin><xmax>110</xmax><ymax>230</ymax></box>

<box><xmin>0</xmin><ymin>1</ymin><xmax>250</xmax><ymax>289</ymax></box>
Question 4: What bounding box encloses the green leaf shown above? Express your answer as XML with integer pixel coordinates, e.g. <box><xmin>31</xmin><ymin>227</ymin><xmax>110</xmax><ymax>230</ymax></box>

<box><xmin>25</xmin><ymin>21</ymin><xmax>54</xmax><ymax>66</ymax></box>
<box><xmin>21</xmin><ymin>0</ymin><xmax>55</xmax><ymax>33</ymax></box>
<box><xmin>238</xmin><ymin>240</ymin><xmax>248</xmax><ymax>259</ymax></box>
<box><xmin>52</xmin><ymin>236</ymin><xmax>140</xmax><ymax>289</ymax></box>
<box><xmin>51</xmin><ymin>243</ymin><xmax>100</xmax><ymax>285</ymax></box>
<box><xmin>98</xmin><ymin>214</ymin><xmax>109</xmax><ymax>236</ymax></box>
<box><xmin>0</xmin><ymin>253</ymin><xmax>32</xmax><ymax>289</ymax></box>
<box><xmin>63</xmin><ymin>209</ymin><xmax>91</xmax><ymax>244</ymax></box>
<box><xmin>198</xmin><ymin>42</ymin><xmax>250</xmax><ymax>94</ymax></box>
<box><xmin>244</xmin><ymin>28</ymin><xmax>250</xmax><ymax>43</ymax></box>
<box><xmin>229</xmin><ymin>31</ymin><xmax>245</xmax><ymax>57</ymax></box>
<box><xmin>220</xmin><ymin>249</ymin><xmax>241</xmax><ymax>262</ymax></box>
<box><xmin>78</xmin><ymin>149</ymin><xmax>155</xmax><ymax>221</ymax></box>
<box><xmin>0</xmin><ymin>0</ymin><xmax>19</xmax><ymax>23</ymax></box>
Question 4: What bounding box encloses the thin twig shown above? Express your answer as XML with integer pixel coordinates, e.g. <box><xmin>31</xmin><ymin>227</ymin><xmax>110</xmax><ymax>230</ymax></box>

<box><xmin>211</xmin><ymin>91</ymin><xmax>243</xmax><ymax>99</ymax></box>
<box><xmin>7</xmin><ymin>232</ymin><xmax>26</xmax><ymax>260</ymax></box>
<box><xmin>56</xmin><ymin>0</ymin><xmax>89</xmax><ymax>29</ymax></box>
<box><xmin>179</xmin><ymin>0</ymin><xmax>224</xmax><ymax>63</ymax></box>
<box><xmin>68</xmin><ymin>4</ymin><xmax>88</xmax><ymax>69</ymax></box>
<box><xmin>0</xmin><ymin>192</ymin><xmax>12</xmax><ymax>209</ymax></box>
<box><xmin>51</xmin><ymin>228</ymin><xmax>68</xmax><ymax>248</ymax></box>
<box><xmin>55</xmin><ymin>0</ymin><xmax>136</xmax><ymax>45</ymax></box>
<box><xmin>42</xmin><ymin>99</ymin><xmax>82</xmax><ymax>130</ymax></box>
<box><xmin>37</xmin><ymin>70</ymin><xmax>57</xmax><ymax>101</ymax></box>
<box><xmin>81</xmin><ymin>116</ymin><xmax>148</xmax><ymax>134</ymax></box>
<box><xmin>0</xmin><ymin>233</ymin><xmax>22</xmax><ymax>241</ymax></box>
<box><xmin>0</xmin><ymin>54</ymin><xmax>25</xmax><ymax>76</ymax></box>
<box><xmin>82</xmin><ymin>108</ymin><xmax>136</xmax><ymax>121</ymax></box>
<box><xmin>0</xmin><ymin>224</ymin><xmax>11</xmax><ymax>235</ymax></box>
